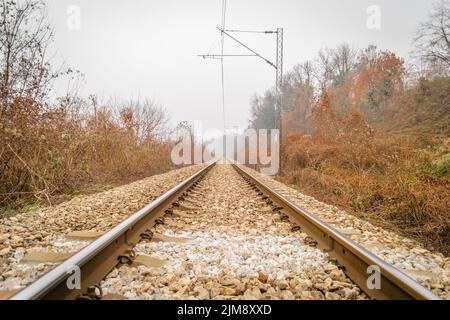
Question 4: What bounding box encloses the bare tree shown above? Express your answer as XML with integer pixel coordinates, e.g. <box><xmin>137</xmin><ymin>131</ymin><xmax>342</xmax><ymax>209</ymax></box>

<box><xmin>125</xmin><ymin>99</ymin><xmax>170</xmax><ymax>143</ymax></box>
<box><xmin>315</xmin><ymin>48</ymin><xmax>335</xmax><ymax>89</ymax></box>
<box><xmin>0</xmin><ymin>0</ymin><xmax>70</xmax><ymax>111</ymax></box>
<box><xmin>414</xmin><ymin>0</ymin><xmax>450</xmax><ymax>71</ymax></box>
<box><xmin>332</xmin><ymin>43</ymin><xmax>357</xmax><ymax>84</ymax></box>
<box><xmin>249</xmin><ymin>91</ymin><xmax>277</xmax><ymax>130</ymax></box>
<box><xmin>291</xmin><ymin>61</ymin><xmax>315</xmax><ymax>88</ymax></box>
<box><xmin>315</xmin><ymin>43</ymin><xmax>357</xmax><ymax>89</ymax></box>
<box><xmin>283</xmin><ymin>62</ymin><xmax>316</xmax><ymax>134</ymax></box>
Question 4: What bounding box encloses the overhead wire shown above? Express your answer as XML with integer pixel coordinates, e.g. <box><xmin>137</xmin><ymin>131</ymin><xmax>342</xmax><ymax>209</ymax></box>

<box><xmin>220</xmin><ymin>0</ymin><xmax>227</xmax><ymax>134</ymax></box>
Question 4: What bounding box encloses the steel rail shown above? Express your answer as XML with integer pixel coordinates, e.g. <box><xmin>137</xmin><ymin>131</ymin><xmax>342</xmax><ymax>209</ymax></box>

<box><xmin>232</xmin><ymin>164</ymin><xmax>440</xmax><ymax>300</ymax></box>
<box><xmin>11</xmin><ymin>162</ymin><xmax>216</xmax><ymax>300</ymax></box>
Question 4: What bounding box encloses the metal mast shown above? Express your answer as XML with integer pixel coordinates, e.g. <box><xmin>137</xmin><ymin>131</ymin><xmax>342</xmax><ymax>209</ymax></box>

<box><xmin>198</xmin><ymin>24</ymin><xmax>284</xmax><ymax>173</ymax></box>
<box><xmin>276</xmin><ymin>28</ymin><xmax>284</xmax><ymax>174</ymax></box>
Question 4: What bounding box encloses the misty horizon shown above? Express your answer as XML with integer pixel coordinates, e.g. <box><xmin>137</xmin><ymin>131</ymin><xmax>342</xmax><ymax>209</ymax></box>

<box><xmin>46</xmin><ymin>0</ymin><xmax>436</xmax><ymax>132</ymax></box>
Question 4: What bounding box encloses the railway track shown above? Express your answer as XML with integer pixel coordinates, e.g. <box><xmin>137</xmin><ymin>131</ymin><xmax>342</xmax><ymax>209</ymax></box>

<box><xmin>7</xmin><ymin>161</ymin><xmax>440</xmax><ymax>300</ymax></box>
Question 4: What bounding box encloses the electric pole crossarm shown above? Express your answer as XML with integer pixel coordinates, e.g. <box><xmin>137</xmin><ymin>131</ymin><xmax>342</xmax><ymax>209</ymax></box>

<box><xmin>217</xmin><ymin>27</ymin><xmax>277</xmax><ymax>69</ymax></box>
<box><xmin>224</xmin><ymin>29</ymin><xmax>277</xmax><ymax>34</ymax></box>
<box><xmin>197</xmin><ymin>54</ymin><xmax>258</xmax><ymax>58</ymax></box>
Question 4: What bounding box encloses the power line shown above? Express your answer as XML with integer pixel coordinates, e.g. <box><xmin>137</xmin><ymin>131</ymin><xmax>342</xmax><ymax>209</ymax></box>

<box><xmin>220</xmin><ymin>0</ymin><xmax>227</xmax><ymax>134</ymax></box>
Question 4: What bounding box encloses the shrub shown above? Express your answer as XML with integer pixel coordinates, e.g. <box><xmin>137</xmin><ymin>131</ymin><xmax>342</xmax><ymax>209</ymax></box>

<box><xmin>282</xmin><ymin>113</ymin><xmax>450</xmax><ymax>254</ymax></box>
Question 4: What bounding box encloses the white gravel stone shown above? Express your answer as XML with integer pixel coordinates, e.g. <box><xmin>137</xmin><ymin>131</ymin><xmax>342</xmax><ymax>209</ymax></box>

<box><xmin>100</xmin><ymin>164</ymin><xmax>365</xmax><ymax>300</ymax></box>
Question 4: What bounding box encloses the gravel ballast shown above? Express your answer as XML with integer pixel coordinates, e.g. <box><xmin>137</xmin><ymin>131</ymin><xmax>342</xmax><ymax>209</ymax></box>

<box><xmin>100</xmin><ymin>164</ymin><xmax>367</xmax><ymax>300</ymax></box>
<box><xmin>0</xmin><ymin>164</ymin><xmax>206</xmax><ymax>294</ymax></box>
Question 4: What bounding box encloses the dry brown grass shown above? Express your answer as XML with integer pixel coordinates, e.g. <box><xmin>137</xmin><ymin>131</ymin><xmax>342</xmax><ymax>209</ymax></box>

<box><xmin>281</xmin><ymin>130</ymin><xmax>450</xmax><ymax>255</ymax></box>
<box><xmin>0</xmin><ymin>97</ymin><xmax>175</xmax><ymax>211</ymax></box>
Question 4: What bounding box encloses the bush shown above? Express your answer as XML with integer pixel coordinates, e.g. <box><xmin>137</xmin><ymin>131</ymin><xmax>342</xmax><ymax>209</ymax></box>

<box><xmin>0</xmin><ymin>98</ymin><xmax>174</xmax><ymax>209</ymax></box>
<box><xmin>282</xmin><ymin>117</ymin><xmax>450</xmax><ymax>254</ymax></box>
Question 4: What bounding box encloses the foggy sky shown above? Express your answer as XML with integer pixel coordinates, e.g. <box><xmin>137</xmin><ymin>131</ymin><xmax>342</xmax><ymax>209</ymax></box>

<box><xmin>46</xmin><ymin>0</ymin><xmax>435</xmax><ymax>133</ymax></box>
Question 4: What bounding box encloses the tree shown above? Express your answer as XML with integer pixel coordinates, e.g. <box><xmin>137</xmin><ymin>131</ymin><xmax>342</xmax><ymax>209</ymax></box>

<box><xmin>118</xmin><ymin>99</ymin><xmax>170</xmax><ymax>143</ymax></box>
<box><xmin>414</xmin><ymin>0</ymin><xmax>450</xmax><ymax>71</ymax></box>
<box><xmin>249</xmin><ymin>91</ymin><xmax>277</xmax><ymax>130</ymax></box>
<box><xmin>282</xmin><ymin>62</ymin><xmax>316</xmax><ymax>134</ymax></box>
<box><xmin>331</xmin><ymin>43</ymin><xmax>358</xmax><ymax>87</ymax></box>
<box><xmin>315</xmin><ymin>48</ymin><xmax>334</xmax><ymax>89</ymax></box>
<box><xmin>315</xmin><ymin>43</ymin><xmax>358</xmax><ymax>89</ymax></box>
<box><xmin>0</xmin><ymin>0</ymin><xmax>70</xmax><ymax>112</ymax></box>
<box><xmin>353</xmin><ymin>49</ymin><xmax>406</xmax><ymax>120</ymax></box>
<box><xmin>312</xmin><ymin>90</ymin><xmax>340</xmax><ymax>138</ymax></box>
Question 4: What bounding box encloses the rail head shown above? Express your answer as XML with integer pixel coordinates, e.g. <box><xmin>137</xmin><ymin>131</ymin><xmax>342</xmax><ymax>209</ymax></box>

<box><xmin>232</xmin><ymin>163</ymin><xmax>440</xmax><ymax>300</ymax></box>
<box><xmin>10</xmin><ymin>162</ymin><xmax>216</xmax><ymax>300</ymax></box>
